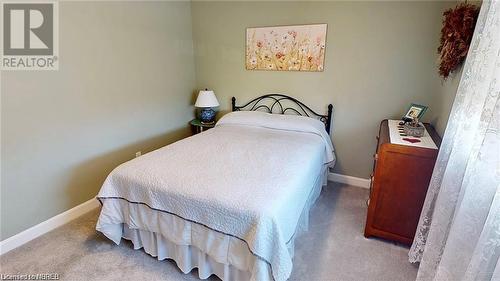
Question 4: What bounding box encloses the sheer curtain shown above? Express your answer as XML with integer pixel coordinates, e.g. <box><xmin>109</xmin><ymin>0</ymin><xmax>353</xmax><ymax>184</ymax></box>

<box><xmin>408</xmin><ymin>1</ymin><xmax>500</xmax><ymax>280</ymax></box>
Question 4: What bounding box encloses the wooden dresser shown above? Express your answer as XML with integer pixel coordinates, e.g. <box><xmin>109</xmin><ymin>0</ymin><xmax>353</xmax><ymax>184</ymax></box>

<box><xmin>364</xmin><ymin>119</ymin><xmax>441</xmax><ymax>245</ymax></box>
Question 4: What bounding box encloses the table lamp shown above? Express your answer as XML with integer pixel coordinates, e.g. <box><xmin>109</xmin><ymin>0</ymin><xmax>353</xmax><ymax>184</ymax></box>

<box><xmin>195</xmin><ymin>89</ymin><xmax>219</xmax><ymax>124</ymax></box>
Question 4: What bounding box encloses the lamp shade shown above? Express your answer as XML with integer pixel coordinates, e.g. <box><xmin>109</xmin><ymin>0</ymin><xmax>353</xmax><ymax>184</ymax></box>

<box><xmin>195</xmin><ymin>90</ymin><xmax>219</xmax><ymax>108</ymax></box>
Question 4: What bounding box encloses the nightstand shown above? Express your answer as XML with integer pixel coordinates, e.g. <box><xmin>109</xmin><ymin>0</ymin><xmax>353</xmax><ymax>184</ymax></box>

<box><xmin>190</xmin><ymin>119</ymin><xmax>215</xmax><ymax>135</ymax></box>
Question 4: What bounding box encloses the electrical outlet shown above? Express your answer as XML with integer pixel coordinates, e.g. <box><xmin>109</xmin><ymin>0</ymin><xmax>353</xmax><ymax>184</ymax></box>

<box><xmin>135</xmin><ymin>151</ymin><xmax>142</xmax><ymax>158</ymax></box>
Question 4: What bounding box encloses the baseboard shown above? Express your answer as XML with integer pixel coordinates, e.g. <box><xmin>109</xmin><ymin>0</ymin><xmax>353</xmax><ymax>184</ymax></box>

<box><xmin>0</xmin><ymin>198</ymin><xmax>100</xmax><ymax>255</ymax></box>
<box><xmin>328</xmin><ymin>172</ymin><xmax>371</xmax><ymax>189</ymax></box>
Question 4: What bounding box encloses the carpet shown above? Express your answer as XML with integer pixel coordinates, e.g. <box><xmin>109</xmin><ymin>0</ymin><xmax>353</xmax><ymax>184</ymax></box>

<box><xmin>0</xmin><ymin>182</ymin><xmax>418</xmax><ymax>281</ymax></box>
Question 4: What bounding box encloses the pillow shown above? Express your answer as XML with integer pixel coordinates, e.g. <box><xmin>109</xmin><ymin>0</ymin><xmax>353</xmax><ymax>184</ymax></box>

<box><xmin>216</xmin><ymin>111</ymin><xmax>334</xmax><ymax>164</ymax></box>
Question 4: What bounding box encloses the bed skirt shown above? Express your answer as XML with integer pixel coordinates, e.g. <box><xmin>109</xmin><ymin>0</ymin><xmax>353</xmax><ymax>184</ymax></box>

<box><xmin>97</xmin><ymin>167</ymin><xmax>328</xmax><ymax>281</ymax></box>
<box><xmin>123</xmin><ymin>225</ymin><xmax>257</xmax><ymax>280</ymax></box>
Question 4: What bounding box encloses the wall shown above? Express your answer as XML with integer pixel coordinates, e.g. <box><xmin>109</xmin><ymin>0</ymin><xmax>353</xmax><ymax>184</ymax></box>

<box><xmin>429</xmin><ymin>0</ymin><xmax>464</xmax><ymax>136</ymax></box>
<box><xmin>191</xmin><ymin>1</ymin><xmax>452</xmax><ymax>178</ymax></box>
<box><xmin>432</xmin><ymin>67</ymin><xmax>462</xmax><ymax>136</ymax></box>
<box><xmin>0</xmin><ymin>1</ymin><xmax>196</xmax><ymax>240</ymax></box>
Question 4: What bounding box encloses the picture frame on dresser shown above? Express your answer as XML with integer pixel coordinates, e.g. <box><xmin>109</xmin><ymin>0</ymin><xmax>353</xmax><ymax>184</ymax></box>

<box><xmin>403</xmin><ymin>103</ymin><xmax>428</xmax><ymax>121</ymax></box>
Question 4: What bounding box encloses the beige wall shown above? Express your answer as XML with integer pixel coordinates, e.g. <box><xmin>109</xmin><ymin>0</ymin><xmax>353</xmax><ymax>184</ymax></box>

<box><xmin>429</xmin><ymin>1</ymin><xmax>463</xmax><ymax>136</ymax></box>
<box><xmin>432</xmin><ymin>67</ymin><xmax>462</xmax><ymax>136</ymax></box>
<box><xmin>191</xmin><ymin>1</ymin><xmax>453</xmax><ymax>178</ymax></box>
<box><xmin>0</xmin><ymin>1</ymin><xmax>196</xmax><ymax>240</ymax></box>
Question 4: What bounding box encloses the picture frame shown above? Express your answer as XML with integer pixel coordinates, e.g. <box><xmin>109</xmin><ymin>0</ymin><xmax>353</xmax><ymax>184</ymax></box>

<box><xmin>403</xmin><ymin>103</ymin><xmax>428</xmax><ymax>121</ymax></box>
<box><xmin>245</xmin><ymin>23</ymin><xmax>327</xmax><ymax>72</ymax></box>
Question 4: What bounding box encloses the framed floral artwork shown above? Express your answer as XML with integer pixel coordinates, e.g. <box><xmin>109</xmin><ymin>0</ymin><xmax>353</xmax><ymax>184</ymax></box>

<box><xmin>246</xmin><ymin>24</ymin><xmax>327</xmax><ymax>72</ymax></box>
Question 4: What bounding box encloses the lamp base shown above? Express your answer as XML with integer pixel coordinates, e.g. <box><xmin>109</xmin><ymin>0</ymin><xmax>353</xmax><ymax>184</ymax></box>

<box><xmin>200</xmin><ymin>108</ymin><xmax>216</xmax><ymax>124</ymax></box>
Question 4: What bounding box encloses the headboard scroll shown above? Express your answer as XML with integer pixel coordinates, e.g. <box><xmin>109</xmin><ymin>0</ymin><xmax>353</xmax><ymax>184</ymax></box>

<box><xmin>231</xmin><ymin>94</ymin><xmax>333</xmax><ymax>134</ymax></box>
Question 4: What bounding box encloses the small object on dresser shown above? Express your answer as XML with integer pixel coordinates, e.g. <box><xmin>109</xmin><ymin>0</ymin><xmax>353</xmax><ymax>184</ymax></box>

<box><xmin>403</xmin><ymin>137</ymin><xmax>421</xmax><ymax>143</ymax></box>
<box><xmin>403</xmin><ymin>117</ymin><xmax>425</xmax><ymax>137</ymax></box>
<box><xmin>402</xmin><ymin>103</ymin><xmax>428</xmax><ymax>123</ymax></box>
<box><xmin>195</xmin><ymin>89</ymin><xmax>219</xmax><ymax>124</ymax></box>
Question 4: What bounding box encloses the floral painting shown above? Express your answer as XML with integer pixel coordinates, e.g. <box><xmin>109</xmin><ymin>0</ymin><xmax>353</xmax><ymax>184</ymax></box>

<box><xmin>246</xmin><ymin>24</ymin><xmax>327</xmax><ymax>72</ymax></box>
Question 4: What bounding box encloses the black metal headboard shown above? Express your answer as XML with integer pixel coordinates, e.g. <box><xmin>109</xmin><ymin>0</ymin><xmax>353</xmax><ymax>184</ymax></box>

<box><xmin>231</xmin><ymin>94</ymin><xmax>333</xmax><ymax>134</ymax></box>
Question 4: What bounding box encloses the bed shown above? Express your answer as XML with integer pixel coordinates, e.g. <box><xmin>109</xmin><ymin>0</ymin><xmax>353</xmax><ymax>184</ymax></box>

<box><xmin>96</xmin><ymin>94</ymin><xmax>335</xmax><ymax>281</ymax></box>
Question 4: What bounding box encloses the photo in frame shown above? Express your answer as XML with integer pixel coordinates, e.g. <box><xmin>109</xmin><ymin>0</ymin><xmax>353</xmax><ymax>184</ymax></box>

<box><xmin>403</xmin><ymin>103</ymin><xmax>428</xmax><ymax>121</ymax></box>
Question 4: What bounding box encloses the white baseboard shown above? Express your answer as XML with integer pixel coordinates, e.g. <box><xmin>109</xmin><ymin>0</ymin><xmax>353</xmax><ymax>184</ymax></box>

<box><xmin>0</xmin><ymin>198</ymin><xmax>100</xmax><ymax>255</ymax></box>
<box><xmin>328</xmin><ymin>172</ymin><xmax>371</xmax><ymax>189</ymax></box>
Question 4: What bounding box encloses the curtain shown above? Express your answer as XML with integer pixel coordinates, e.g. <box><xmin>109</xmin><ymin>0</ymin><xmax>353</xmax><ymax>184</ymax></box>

<box><xmin>408</xmin><ymin>1</ymin><xmax>500</xmax><ymax>280</ymax></box>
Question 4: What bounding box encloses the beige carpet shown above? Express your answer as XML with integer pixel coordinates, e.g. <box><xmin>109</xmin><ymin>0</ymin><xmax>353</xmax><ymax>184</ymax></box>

<box><xmin>0</xmin><ymin>182</ymin><xmax>418</xmax><ymax>281</ymax></box>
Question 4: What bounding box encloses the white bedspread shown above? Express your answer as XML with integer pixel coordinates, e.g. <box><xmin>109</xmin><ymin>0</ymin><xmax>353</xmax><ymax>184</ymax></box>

<box><xmin>96</xmin><ymin>112</ymin><xmax>335</xmax><ymax>281</ymax></box>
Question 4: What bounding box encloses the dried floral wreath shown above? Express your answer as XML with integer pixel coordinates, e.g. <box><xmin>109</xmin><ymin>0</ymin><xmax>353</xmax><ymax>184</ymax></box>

<box><xmin>438</xmin><ymin>3</ymin><xmax>479</xmax><ymax>79</ymax></box>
